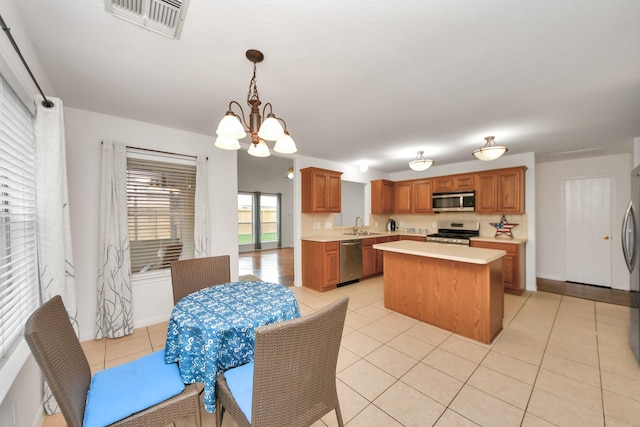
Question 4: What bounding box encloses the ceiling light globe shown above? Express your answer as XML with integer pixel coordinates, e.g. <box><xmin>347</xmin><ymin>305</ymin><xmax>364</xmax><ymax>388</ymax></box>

<box><xmin>273</xmin><ymin>133</ymin><xmax>297</xmax><ymax>154</ymax></box>
<box><xmin>408</xmin><ymin>159</ymin><xmax>434</xmax><ymax>171</ymax></box>
<box><xmin>216</xmin><ymin>114</ymin><xmax>246</xmax><ymax>139</ymax></box>
<box><xmin>408</xmin><ymin>151</ymin><xmax>434</xmax><ymax>171</ymax></box>
<box><xmin>258</xmin><ymin>116</ymin><xmax>285</xmax><ymax>141</ymax></box>
<box><xmin>359</xmin><ymin>164</ymin><xmax>369</xmax><ymax>172</ymax></box>
<box><xmin>247</xmin><ymin>140</ymin><xmax>271</xmax><ymax>157</ymax></box>
<box><xmin>472</xmin><ymin>146</ymin><xmax>508</xmax><ymax>161</ymax></box>
<box><xmin>214</xmin><ymin>135</ymin><xmax>241</xmax><ymax>150</ymax></box>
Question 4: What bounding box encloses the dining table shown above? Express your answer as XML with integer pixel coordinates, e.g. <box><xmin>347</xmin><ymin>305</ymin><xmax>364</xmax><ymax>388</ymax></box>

<box><xmin>164</xmin><ymin>280</ymin><xmax>301</xmax><ymax>412</ymax></box>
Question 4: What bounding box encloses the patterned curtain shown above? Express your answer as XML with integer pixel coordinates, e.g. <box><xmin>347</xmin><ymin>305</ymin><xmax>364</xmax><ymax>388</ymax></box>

<box><xmin>35</xmin><ymin>95</ymin><xmax>77</xmax><ymax>414</ymax></box>
<box><xmin>96</xmin><ymin>140</ymin><xmax>133</xmax><ymax>339</ymax></box>
<box><xmin>194</xmin><ymin>155</ymin><xmax>210</xmax><ymax>257</ymax></box>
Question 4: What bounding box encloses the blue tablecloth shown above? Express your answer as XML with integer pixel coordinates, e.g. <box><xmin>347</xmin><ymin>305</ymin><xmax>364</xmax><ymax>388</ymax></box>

<box><xmin>165</xmin><ymin>281</ymin><xmax>300</xmax><ymax>412</ymax></box>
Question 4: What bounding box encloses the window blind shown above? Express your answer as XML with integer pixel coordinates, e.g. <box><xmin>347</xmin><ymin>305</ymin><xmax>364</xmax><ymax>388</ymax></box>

<box><xmin>126</xmin><ymin>154</ymin><xmax>196</xmax><ymax>274</ymax></box>
<box><xmin>0</xmin><ymin>74</ymin><xmax>39</xmax><ymax>366</ymax></box>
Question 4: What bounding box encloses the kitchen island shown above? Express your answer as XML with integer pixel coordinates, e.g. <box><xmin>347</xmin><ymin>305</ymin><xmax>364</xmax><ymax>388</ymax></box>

<box><xmin>373</xmin><ymin>240</ymin><xmax>506</xmax><ymax>344</ymax></box>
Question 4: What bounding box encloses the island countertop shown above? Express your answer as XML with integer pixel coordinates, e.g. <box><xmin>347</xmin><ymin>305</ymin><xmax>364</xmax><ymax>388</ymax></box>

<box><xmin>373</xmin><ymin>240</ymin><xmax>506</xmax><ymax>265</ymax></box>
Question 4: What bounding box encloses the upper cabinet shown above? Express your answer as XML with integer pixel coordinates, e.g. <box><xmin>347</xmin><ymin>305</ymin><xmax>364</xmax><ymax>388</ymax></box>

<box><xmin>374</xmin><ymin>166</ymin><xmax>526</xmax><ymax>215</ymax></box>
<box><xmin>433</xmin><ymin>173</ymin><xmax>475</xmax><ymax>193</ymax></box>
<box><xmin>371</xmin><ymin>179</ymin><xmax>395</xmax><ymax>214</ymax></box>
<box><xmin>393</xmin><ymin>179</ymin><xmax>433</xmax><ymax>214</ymax></box>
<box><xmin>301</xmin><ymin>167</ymin><xmax>343</xmax><ymax>213</ymax></box>
<box><xmin>476</xmin><ymin>167</ymin><xmax>526</xmax><ymax>214</ymax></box>
<box><xmin>394</xmin><ymin>180</ymin><xmax>413</xmax><ymax>213</ymax></box>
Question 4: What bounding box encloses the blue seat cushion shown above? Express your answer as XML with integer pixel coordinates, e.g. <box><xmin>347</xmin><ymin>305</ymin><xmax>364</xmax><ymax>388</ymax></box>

<box><xmin>83</xmin><ymin>349</ymin><xmax>185</xmax><ymax>427</ymax></box>
<box><xmin>224</xmin><ymin>362</ymin><xmax>254</xmax><ymax>423</ymax></box>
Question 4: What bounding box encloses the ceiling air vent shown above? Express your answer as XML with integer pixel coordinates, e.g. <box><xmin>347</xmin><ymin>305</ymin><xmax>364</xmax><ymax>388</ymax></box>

<box><xmin>104</xmin><ymin>0</ymin><xmax>190</xmax><ymax>39</ymax></box>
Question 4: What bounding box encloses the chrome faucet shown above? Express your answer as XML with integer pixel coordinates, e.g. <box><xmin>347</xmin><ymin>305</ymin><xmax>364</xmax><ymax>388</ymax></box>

<box><xmin>354</xmin><ymin>216</ymin><xmax>363</xmax><ymax>234</ymax></box>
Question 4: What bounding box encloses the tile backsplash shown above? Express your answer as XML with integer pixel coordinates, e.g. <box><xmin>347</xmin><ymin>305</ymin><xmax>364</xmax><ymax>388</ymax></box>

<box><xmin>302</xmin><ymin>212</ymin><xmax>528</xmax><ymax>239</ymax></box>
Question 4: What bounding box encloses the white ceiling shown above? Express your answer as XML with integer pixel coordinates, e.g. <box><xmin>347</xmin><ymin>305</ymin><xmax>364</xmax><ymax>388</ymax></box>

<box><xmin>11</xmin><ymin>0</ymin><xmax>640</xmax><ymax>173</ymax></box>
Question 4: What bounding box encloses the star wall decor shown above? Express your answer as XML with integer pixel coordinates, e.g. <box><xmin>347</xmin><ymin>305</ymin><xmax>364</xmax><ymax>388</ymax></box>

<box><xmin>490</xmin><ymin>215</ymin><xmax>519</xmax><ymax>238</ymax></box>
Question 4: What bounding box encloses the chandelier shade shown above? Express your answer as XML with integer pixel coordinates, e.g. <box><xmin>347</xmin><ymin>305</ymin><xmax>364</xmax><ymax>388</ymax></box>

<box><xmin>273</xmin><ymin>132</ymin><xmax>297</xmax><ymax>154</ymax></box>
<box><xmin>247</xmin><ymin>140</ymin><xmax>271</xmax><ymax>157</ymax></box>
<box><xmin>216</xmin><ymin>113</ymin><xmax>246</xmax><ymax>139</ymax></box>
<box><xmin>408</xmin><ymin>151</ymin><xmax>434</xmax><ymax>171</ymax></box>
<box><xmin>215</xmin><ymin>50</ymin><xmax>297</xmax><ymax>157</ymax></box>
<box><xmin>214</xmin><ymin>135</ymin><xmax>241</xmax><ymax>150</ymax></box>
<box><xmin>473</xmin><ymin>136</ymin><xmax>508</xmax><ymax>161</ymax></box>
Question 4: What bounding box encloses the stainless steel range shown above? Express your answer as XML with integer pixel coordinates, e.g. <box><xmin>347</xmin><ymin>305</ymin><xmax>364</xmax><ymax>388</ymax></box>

<box><xmin>426</xmin><ymin>221</ymin><xmax>480</xmax><ymax>246</ymax></box>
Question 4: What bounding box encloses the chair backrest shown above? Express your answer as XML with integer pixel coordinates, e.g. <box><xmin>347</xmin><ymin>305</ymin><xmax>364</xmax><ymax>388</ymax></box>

<box><xmin>251</xmin><ymin>296</ymin><xmax>349</xmax><ymax>426</ymax></box>
<box><xmin>170</xmin><ymin>255</ymin><xmax>231</xmax><ymax>304</ymax></box>
<box><xmin>24</xmin><ymin>295</ymin><xmax>91</xmax><ymax>427</ymax></box>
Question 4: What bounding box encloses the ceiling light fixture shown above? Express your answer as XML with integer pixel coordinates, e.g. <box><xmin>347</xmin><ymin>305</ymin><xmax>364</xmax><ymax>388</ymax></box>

<box><xmin>215</xmin><ymin>49</ymin><xmax>297</xmax><ymax>157</ymax></box>
<box><xmin>286</xmin><ymin>167</ymin><xmax>294</xmax><ymax>179</ymax></box>
<box><xmin>408</xmin><ymin>151</ymin><xmax>434</xmax><ymax>171</ymax></box>
<box><xmin>359</xmin><ymin>164</ymin><xmax>369</xmax><ymax>172</ymax></box>
<box><xmin>472</xmin><ymin>136</ymin><xmax>508</xmax><ymax>161</ymax></box>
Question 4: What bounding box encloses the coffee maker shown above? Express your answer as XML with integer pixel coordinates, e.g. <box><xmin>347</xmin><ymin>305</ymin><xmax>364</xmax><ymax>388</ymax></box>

<box><xmin>387</xmin><ymin>219</ymin><xmax>397</xmax><ymax>231</ymax></box>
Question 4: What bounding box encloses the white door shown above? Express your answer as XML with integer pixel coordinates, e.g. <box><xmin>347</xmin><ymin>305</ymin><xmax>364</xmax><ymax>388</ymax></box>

<box><xmin>564</xmin><ymin>177</ymin><xmax>612</xmax><ymax>287</ymax></box>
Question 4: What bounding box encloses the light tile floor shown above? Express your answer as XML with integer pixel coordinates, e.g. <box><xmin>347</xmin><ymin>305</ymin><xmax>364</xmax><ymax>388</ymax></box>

<box><xmin>42</xmin><ymin>276</ymin><xmax>640</xmax><ymax>427</ymax></box>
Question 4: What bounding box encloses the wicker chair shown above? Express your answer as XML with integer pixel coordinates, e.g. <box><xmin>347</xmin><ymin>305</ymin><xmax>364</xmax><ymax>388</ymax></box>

<box><xmin>24</xmin><ymin>295</ymin><xmax>202</xmax><ymax>427</ymax></box>
<box><xmin>215</xmin><ymin>296</ymin><xmax>349</xmax><ymax>427</ymax></box>
<box><xmin>170</xmin><ymin>255</ymin><xmax>231</xmax><ymax>304</ymax></box>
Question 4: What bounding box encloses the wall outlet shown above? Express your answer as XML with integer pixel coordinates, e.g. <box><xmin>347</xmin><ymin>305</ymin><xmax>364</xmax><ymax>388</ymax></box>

<box><xmin>375</xmin><ymin>222</ymin><xmax>378</xmax><ymax>227</ymax></box>
<box><xmin>399</xmin><ymin>221</ymin><xmax>404</xmax><ymax>226</ymax></box>
<box><xmin>324</xmin><ymin>222</ymin><xmax>332</xmax><ymax>229</ymax></box>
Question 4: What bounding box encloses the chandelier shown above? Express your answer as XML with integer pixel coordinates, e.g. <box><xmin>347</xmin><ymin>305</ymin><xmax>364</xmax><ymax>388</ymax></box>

<box><xmin>472</xmin><ymin>136</ymin><xmax>508</xmax><ymax>161</ymax></box>
<box><xmin>408</xmin><ymin>151</ymin><xmax>434</xmax><ymax>171</ymax></box>
<box><xmin>215</xmin><ymin>50</ymin><xmax>297</xmax><ymax>157</ymax></box>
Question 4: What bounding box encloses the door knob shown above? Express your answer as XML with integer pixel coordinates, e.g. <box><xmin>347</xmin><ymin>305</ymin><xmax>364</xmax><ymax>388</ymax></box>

<box><xmin>603</xmin><ymin>235</ymin><xmax>609</xmax><ymax>240</ymax></box>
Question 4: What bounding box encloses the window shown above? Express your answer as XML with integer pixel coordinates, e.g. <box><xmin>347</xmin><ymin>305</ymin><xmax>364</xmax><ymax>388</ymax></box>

<box><xmin>126</xmin><ymin>151</ymin><xmax>196</xmax><ymax>274</ymax></box>
<box><xmin>260</xmin><ymin>194</ymin><xmax>278</xmax><ymax>243</ymax></box>
<box><xmin>238</xmin><ymin>193</ymin><xmax>254</xmax><ymax>244</ymax></box>
<box><xmin>237</xmin><ymin>192</ymin><xmax>281</xmax><ymax>248</ymax></box>
<box><xmin>0</xmin><ymin>75</ymin><xmax>39</xmax><ymax>366</ymax></box>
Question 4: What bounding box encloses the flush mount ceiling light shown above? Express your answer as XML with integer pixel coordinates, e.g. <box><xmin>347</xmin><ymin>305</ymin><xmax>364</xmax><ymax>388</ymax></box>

<box><xmin>215</xmin><ymin>49</ymin><xmax>297</xmax><ymax>158</ymax></box>
<box><xmin>472</xmin><ymin>136</ymin><xmax>508</xmax><ymax>161</ymax></box>
<box><xmin>408</xmin><ymin>151</ymin><xmax>434</xmax><ymax>171</ymax></box>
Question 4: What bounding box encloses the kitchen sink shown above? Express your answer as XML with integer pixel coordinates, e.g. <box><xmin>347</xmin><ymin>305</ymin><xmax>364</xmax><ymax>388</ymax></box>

<box><xmin>343</xmin><ymin>231</ymin><xmax>382</xmax><ymax>236</ymax></box>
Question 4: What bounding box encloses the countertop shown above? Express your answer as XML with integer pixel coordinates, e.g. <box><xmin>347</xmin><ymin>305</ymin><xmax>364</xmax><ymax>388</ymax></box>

<box><xmin>301</xmin><ymin>232</ymin><xmax>527</xmax><ymax>244</ymax></box>
<box><xmin>373</xmin><ymin>240</ymin><xmax>506</xmax><ymax>265</ymax></box>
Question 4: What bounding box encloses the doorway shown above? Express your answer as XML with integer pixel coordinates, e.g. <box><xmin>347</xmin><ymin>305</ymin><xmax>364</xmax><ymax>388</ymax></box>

<box><xmin>564</xmin><ymin>176</ymin><xmax>612</xmax><ymax>287</ymax></box>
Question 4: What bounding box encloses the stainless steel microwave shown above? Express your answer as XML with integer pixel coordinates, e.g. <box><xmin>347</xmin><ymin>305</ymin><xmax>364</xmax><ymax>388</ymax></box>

<box><xmin>432</xmin><ymin>191</ymin><xmax>475</xmax><ymax>212</ymax></box>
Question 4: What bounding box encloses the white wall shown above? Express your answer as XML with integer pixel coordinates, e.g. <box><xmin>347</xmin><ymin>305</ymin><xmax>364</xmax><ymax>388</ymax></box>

<box><xmin>536</xmin><ymin>153</ymin><xmax>632</xmax><ymax>290</ymax></box>
<box><xmin>64</xmin><ymin>107</ymin><xmax>239</xmax><ymax>340</ymax></box>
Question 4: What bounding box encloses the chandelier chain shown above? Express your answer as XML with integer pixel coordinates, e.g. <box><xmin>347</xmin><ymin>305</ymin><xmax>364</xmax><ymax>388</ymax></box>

<box><xmin>247</xmin><ymin>62</ymin><xmax>260</xmax><ymax>102</ymax></box>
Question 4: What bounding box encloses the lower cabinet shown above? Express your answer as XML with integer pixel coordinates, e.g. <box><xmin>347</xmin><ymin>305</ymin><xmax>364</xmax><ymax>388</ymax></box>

<box><xmin>399</xmin><ymin>235</ymin><xmax>426</xmax><ymax>242</ymax></box>
<box><xmin>470</xmin><ymin>240</ymin><xmax>525</xmax><ymax>295</ymax></box>
<box><xmin>301</xmin><ymin>240</ymin><xmax>340</xmax><ymax>291</ymax></box>
<box><xmin>362</xmin><ymin>238</ymin><xmax>377</xmax><ymax>277</ymax></box>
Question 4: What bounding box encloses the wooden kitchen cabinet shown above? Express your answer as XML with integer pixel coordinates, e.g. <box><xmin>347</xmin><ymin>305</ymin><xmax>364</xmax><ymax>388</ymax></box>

<box><xmin>301</xmin><ymin>167</ymin><xmax>343</xmax><ymax>213</ymax></box>
<box><xmin>394</xmin><ymin>179</ymin><xmax>432</xmax><ymax>213</ymax></box>
<box><xmin>413</xmin><ymin>179</ymin><xmax>433</xmax><ymax>213</ymax></box>
<box><xmin>394</xmin><ymin>180</ymin><xmax>413</xmax><ymax>213</ymax></box>
<box><xmin>470</xmin><ymin>240</ymin><xmax>525</xmax><ymax>295</ymax></box>
<box><xmin>475</xmin><ymin>167</ymin><xmax>526</xmax><ymax>214</ymax></box>
<box><xmin>371</xmin><ymin>180</ymin><xmax>395</xmax><ymax>214</ymax></box>
<box><xmin>375</xmin><ymin>235</ymin><xmax>398</xmax><ymax>274</ymax></box>
<box><xmin>362</xmin><ymin>238</ymin><xmax>377</xmax><ymax>277</ymax></box>
<box><xmin>302</xmin><ymin>240</ymin><xmax>340</xmax><ymax>291</ymax></box>
<box><xmin>433</xmin><ymin>173</ymin><xmax>475</xmax><ymax>192</ymax></box>
<box><xmin>399</xmin><ymin>235</ymin><xmax>426</xmax><ymax>242</ymax></box>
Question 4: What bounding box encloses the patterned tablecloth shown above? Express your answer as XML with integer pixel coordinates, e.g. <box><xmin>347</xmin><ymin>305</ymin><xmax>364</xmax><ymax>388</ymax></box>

<box><xmin>165</xmin><ymin>281</ymin><xmax>301</xmax><ymax>412</ymax></box>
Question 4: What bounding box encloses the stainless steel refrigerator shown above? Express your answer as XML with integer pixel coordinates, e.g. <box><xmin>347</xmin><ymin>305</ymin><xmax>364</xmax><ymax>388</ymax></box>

<box><xmin>622</xmin><ymin>165</ymin><xmax>640</xmax><ymax>363</ymax></box>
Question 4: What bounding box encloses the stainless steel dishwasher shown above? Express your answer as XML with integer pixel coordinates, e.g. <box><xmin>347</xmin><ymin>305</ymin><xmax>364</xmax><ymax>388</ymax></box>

<box><xmin>339</xmin><ymin>240</ymin><xmax>363</xmax><ymax>284</ymax></box>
